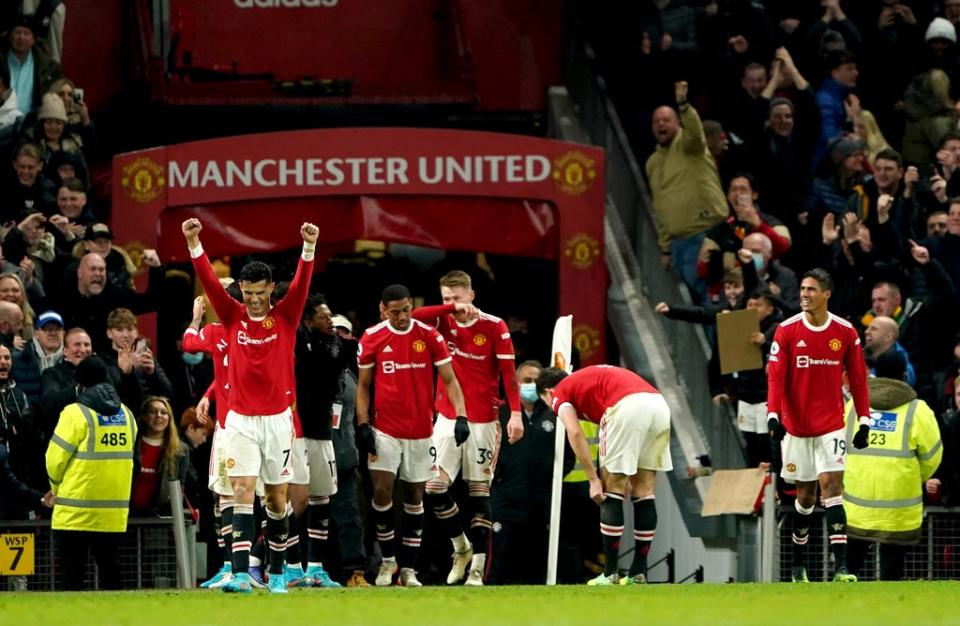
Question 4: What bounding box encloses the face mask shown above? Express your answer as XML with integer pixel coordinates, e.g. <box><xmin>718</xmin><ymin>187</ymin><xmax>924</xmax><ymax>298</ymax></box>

<box><xmin>182</xmin><ymin>351</ymin><xmax>204</xmax><ymax>366</ymax></box>
<box><xmin>752</xmin><ymin>255</ymin><xmax>764</xmax><ymax>272</ymax></box>
<box><xmin>520</xmin><ymin>382</ymin><xmax>539</xmax><ymax>403</ymax></box>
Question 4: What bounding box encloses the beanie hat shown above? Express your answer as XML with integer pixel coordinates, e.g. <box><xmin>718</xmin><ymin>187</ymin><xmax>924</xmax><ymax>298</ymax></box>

<box><xmin>828</xmin><ymin>136</ymin><xmax>865</xmax><ymax>165</ymax></box>
<box><xmin>37</xmin><ymin>93</ymin><xmax>67</xmax><ymax>122</ymax></box>
<box><xmin>75</xmin><ymin>355</ymin><xmax>108</xmax><ymax>388</ymax></box>
<box><xmin>926</xmin><ymin>17</ymin><xmax>957</xmax><ymax>44</ymax></box>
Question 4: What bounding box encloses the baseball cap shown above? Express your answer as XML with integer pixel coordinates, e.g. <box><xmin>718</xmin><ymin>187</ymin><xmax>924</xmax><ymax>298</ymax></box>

<box><xmin>84</xmin><ymin>223</ymin><xmax>114</xmax><ymax>241</ymax></box>
<box><xmin>36</xmin><ymin>310</ymin><xmax>64</xmax><ymax>329</ymax></box>
<box><xmin>330</xmin><ymin>315</ymin><xmax>353</xmax><ymax>333</ymax></box>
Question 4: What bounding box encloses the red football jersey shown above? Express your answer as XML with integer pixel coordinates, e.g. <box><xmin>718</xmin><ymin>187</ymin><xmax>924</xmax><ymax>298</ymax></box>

<box><xmin>191</xmin><ymin>245</ymin><xmax>314</xmax><ymax>416</ymax></box>
<box><xmin>767</xmin><ymin>312</ymin><xmax>870</xmax><ymax>438</ymax></box>
<box><xmin>183</xmin><ymin>323</ymin><xmax>230</xmax><ymax>428</ymax></box>
<box><xmin>550</xmin><ymin>365</ymin><xmax>659</xmax><ymax>424</ymax></box>
<box><xmin>358</xmin><ymin>319</ymin><xmax>451</xmax><ymax>439</ymax></box>
<box><xmin>415</xmin><ymin>306</ymin><xmax>517</xmax><ymax>423</ymax></box>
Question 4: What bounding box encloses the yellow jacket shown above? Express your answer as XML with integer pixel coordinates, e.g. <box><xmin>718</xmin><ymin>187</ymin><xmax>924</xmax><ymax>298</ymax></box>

<box><xmin>645</xmin><ymin>104</ymin><xmax>728</xmax><ymax>252</ymax></box>
<box><xmin>564</xmin><ymin>421</ymin><xmax>599</xmax><ymax>483</ymax></box>
<box><xmin>843</xmin><ymin>378</ymin><xmax>942</xmax><ymax>543</ymax></box>
<box><xmin>46</xmin><ymin>384</ymin><xmax>137</xmax><ymax>533</ymax></box>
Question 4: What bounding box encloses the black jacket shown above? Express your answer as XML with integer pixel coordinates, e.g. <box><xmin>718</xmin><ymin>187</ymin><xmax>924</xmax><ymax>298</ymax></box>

<box><xmin>491</xmin><ymin>401</ymin><xmax>572</xmax><ymax>525</ymax></box>
<box><xmin>51</xmin><ymin>266</ymin><xmax>164</xmax><ymax>354</ymax></box>
<box><xmin>295</xmin><ymin>326</ymin><xmax>347</xmax><ymax>441</ymax></box>
<box><xmin>38</xmin><ymin>359</ymin><xmax>77</xmax><ymax>441</ymax></box>
<box><xmin>0</xmin><ymin>444</ymin><xmax>44</xmax><ymax>519</ymax></box>
<box><xmin>334</xmin><ymin>369</ymin><xmax>359</xmax><ymax>473</ymax></box>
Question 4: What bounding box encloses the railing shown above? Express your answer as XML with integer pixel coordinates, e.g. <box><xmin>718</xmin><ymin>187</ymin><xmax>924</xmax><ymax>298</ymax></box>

<box><xmin>774</xmin><ymin>507</ymin><xmax>960</xmax><ymax>582</ymax></box>
<box><xmin>0</xmin><ymin>516</ymin><xmax>196</xmax><ymax>591</ymax></box>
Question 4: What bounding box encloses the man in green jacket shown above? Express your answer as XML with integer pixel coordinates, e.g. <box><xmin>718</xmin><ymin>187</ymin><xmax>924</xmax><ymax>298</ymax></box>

<box><xmin>645</xmin><ymin>80</ymin><xmax>727</xmax><ymax>301</ymax></box>
<box><xmin>843</xmin><ymin>350</ymin><xmax>942</xmax><ymax>580</ymax></box>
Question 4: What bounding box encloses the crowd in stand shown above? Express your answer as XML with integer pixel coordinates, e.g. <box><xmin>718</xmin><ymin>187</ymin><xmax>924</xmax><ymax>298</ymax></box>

<box><xmin>586</xmin><ymin>0</ymin><xmax>960</xmax><ymax>503</ymax></box>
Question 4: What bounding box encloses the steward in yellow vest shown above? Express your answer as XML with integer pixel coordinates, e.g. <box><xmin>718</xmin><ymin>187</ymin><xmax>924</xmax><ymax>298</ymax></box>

<box><xmin>45</xmin><ymin>355</ymin><xmax>136</xmax><ymax>590</ymax></box>
<box><xmin>842</xmin><ymin>351</ymin><xmax>941</xmax><ymax>580</ymax></box>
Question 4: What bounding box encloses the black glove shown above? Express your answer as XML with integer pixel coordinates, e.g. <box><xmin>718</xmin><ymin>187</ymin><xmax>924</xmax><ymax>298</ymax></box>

<box><xmin>454</xmin><ymin>415</ymin><xmax>470</xmax><ymax>447</ymax></box>
<box><xmin>767</xmin><ymin>417</ymin><xmax>787</xmax><ymax>442</ymax></box>
<box><xmin>852</xmin><ymin>424</ymin><xmax>870</xmax><ymax>450</ymax></box>
<box><xmin>357</xmin><ymin>423</ymin><xmax>377</xmax><ymax>457</ymax></box>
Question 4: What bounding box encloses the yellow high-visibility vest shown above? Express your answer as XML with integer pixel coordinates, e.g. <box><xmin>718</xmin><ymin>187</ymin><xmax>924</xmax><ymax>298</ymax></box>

<box><xmin>843</xmin><ymin>395</ymin><xmax>942</xmax><ymax>543</ymax></box>
<box><xmin>564</xmin><ymin>420</ymin><xmax>600</xmax><ymax>483</ymax></box>
<box><xmin>46</xmin><ymin>401</ymin><xmax>137</xmax><ymax>533</ymax></box>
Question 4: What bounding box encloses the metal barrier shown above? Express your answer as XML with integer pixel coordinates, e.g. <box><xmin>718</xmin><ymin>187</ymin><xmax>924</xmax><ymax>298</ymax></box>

<box><xmin>774</xmin><ymin>507</ymin><xmax>960</xmax><ymax>581</ymax></box>
<box><xmin>0</xmin><ymin>516</ymin><xmax>196</xmax><ymax>591</ymax></box>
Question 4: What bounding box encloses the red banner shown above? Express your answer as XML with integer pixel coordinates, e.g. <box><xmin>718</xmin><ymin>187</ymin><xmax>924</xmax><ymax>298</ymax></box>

<box><xmin>113</xmin><ymin>128</ymin><xmax>607</xmax><ymax>364</ymax></box>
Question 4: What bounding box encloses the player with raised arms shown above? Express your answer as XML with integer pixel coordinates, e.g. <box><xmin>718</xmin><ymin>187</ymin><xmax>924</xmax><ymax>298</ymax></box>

<box><xmin>182</xmin><ymin>217</ymin><xmax>318</xmax><ymax>593</ymax></box>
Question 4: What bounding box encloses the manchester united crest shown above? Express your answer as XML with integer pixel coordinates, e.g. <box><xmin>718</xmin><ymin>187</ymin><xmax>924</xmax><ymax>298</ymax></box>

<box><xmin>564</xmin><ymin>233</ymin><xmax>601</xmax><ymax>270</ymax></box>
<box><xmin>226</xmin><ymin>458</ymin><xmax>236</xmax><ymax>469</ymax></box>
<box><xmin>829</xmin><ymin>338</ymin><xmax>842</xmax><ymax>352</ymax></box>
<box><xmin>262</xmin><ymin>316</ymin><xmax>275</xmax><ymax>330</ymax></box>
<box><xmin>552</xmin><ymin>150</ymin><xmax>597</xmax><ymax>196</ymax></box>
<box><xmin>120</xmin><ymin>157</ymin><xmax>166</xmax><ymax>203</ymax></box>
<box><xmin>573</xmin><ymin>323</ymin><xmax>601</xmax><ymax>359</ymax></box>
<box><xmin>412</xmin><ymin>339</ymin><xmax>427</xmax><ymax>353</ymax></box>
<box><xmin>473</xmin><ymin>334</ymin><xmax>487</xmax><ymax>346</ymax></box>
<box><xmin>786</xmin><ymin>463</ymin><xmax>796</xmax><ymax>473</ymax></box>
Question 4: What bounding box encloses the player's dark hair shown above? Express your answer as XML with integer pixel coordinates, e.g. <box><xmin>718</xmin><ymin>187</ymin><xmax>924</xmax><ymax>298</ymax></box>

<box><xmin>939</xmin><ymin>130</ymin><xmax>960</xmax><ymax>151</ymax></box>
<box><xmin>303</xmin><ymin>292</ymin><xmax>327</xmax><ymax>322</ymax></box>
<box><xmin>225</xmin><ymin>280</ymin><xmax>243</xmax><ymax>303</ymax></box>
<box><xmin>824</xmin><ymin>49</ymin><xmax>856</xmax><ymax>73</ymax></box>
<box><xmin>536</xmin><ymin>367</ymin><xmax>569</xmax><ymax>396</ymax></box>
<box><xmin>802</xmin><ymin>268</ymin><xmax>833</xmax><ymax>292</ymax></box>
<box><xmin>239</xmin><ymin>261</ymin><xmax>272</xmax><ymax>285</ymax></box>
<box><xmin>874</xmin><ymin>349</ymin><xmax>907</xmax><ymax>381</ymax></box>
<box><xmin>380</xmin><ymin>284</ymin><xmax>411</xmax><ymax>305</ymax></box>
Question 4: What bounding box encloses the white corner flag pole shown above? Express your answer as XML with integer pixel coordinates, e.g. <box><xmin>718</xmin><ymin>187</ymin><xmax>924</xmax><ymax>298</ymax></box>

<box><xmin>546</xmin><ymin>314</ymin><xmax>573</xmax><ymax>585</ymax></box>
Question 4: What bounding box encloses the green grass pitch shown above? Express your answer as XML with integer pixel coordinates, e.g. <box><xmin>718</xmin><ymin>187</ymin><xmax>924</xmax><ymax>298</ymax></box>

<box><xmin>1</xmin><ymin>582</ymin><xmax>958</xmax><ymax>625</ymax></box>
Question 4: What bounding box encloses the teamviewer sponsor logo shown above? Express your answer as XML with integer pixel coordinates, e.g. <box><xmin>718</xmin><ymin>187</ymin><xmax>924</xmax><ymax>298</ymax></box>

<box><xmin>237</xmin><ymin>331</ymin><xmax>278</xmax><ymax>346</ymax></box>
<box><xmin>381</xmin><ymin>361</ymin><xmax>427</xmax><ymax>374</ymax></box>
<box><xmin>795</xmin><ymin>356</ymin><xmax>839</xmax><ymax>368</ymax></box>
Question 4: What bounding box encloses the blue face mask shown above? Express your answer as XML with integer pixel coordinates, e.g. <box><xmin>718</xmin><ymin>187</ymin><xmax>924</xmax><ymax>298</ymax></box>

<box><xmin>752</xmin><ymin>254</ymin><xmax>764</xmax><ymax>272</ymax></box>
<box><xmin>520</xmin><ymin>382</ymin><xmax>539</xmax><ymax>403</ymax></box>
<box><xmin>182</xmin><ymin>351</ymin><xmax>204</xmax><ymax>366</ymax></box>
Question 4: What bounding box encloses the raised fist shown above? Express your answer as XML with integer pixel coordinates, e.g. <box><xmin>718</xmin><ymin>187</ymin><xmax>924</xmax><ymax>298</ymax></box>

<box><xmin>182</xmin><ymin>218</ymin><xmax>202</xmax><ymax>239</ymax></box>
<box><xmin>301</xmin><ymin>222</ymin><xmax>319</xmax><ymax>244</ymax></box>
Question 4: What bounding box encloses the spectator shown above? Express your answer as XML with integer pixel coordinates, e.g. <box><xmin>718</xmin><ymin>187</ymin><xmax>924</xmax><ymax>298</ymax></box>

<box><xmin>0</xmin><ymin>430</ymin><xmax>51</xmax><ymax>518</ymax></box>
<box><xmin>845</xmin><ymin>350</ymin><xmax>942</xmax><ymax>581</ymax></box>
<box><xmin>927</xmin><ymin>210</ymin><xmax>949</xmax><ymax>237</ymax></box>
<box><xmin>805</xmin><ymin>1</ymin><xmax>863</xmax><ymax>66</ymax></box>
<box><xmin>902</xmin><ymin>69</ymin><xmax>957</xmax><ymax>167</ymax></box>
<box><xmin>52</xmin><ymin>251</ymin><xmax>164</xmax><ymax>354</ymax></box>
<box><xmin>720</xmin><ymin>62</ymin><xmax>769</xmax><ymax>150</ymax></box>
<box><xmin>11</xmin><ymin>308</ymin><xmax>61</xmax><ymax>407</ymax></box>
<box><xmin>923</xmin><ymin>198</ymin><xmax>960</xmax><ymax>290</ymax></box>
<box><xmin>46</xmin><ymin>79</ymin><xmax>95</xmax><ymax>161</ymax></box>
<box><xmin>0</xmin><ymin>56</ymin><xmax>22</xmax><ymax>145</ymax></box>
<box><xmin>28</xmin><ymin>92</ymin><xmax>84</xmax><ymax>168</ymax></box>
<box><xmin>0</xmin><ymin>341</ymin><xmax>40</xmax><ymax>518</ymax></box>
<box><xmin>0</xmin><ymin>272</ymin><xmax>36</xmax><ymax>336</ymax></box>
<box><xmin>0</xmin><ymin>299</ymin><xmax>23</xmax><ymax>349</ymax></box>
<box><xmin>46</xmin><ymin>355</ymin><xmax>135</xmax><ymax>591</ymax></box>
<box><xmin>18</xmin><ymin>0</ymin><xmax>66</xmax><ymax>64</ymax></box>
<box><xmin>2</xmin><ymin>142</ymin><xmax>56</xmax><ymax>220</ymax></box>
<box><xmin>69</xmin><ymin>223</ymin><xmax>138</xmax><ymax>293</ymax></box>
<box><xmin>130</xmin><ymin>396</ymin><xmax>189</xmax><ymax>517</ymax></box>
<box><xmin>38</xmin><ymin>326</ymin><xmax>90</xmax><ymax>441</ymax></box>
<box><xmin>845</xmin><ymin>148</ymin><xmax>918</xmax><ymax>259</ymax></box>
<box><xmin>806</xmin><ymin>137</ymin><xmax>868</xmax><ymax>225</ymax></box>
<box><xmin>2</xmin><ymin>13</ymin><xmax>60</xmax><ymax>115</ymax></box>
<box><xmin>921</xmin><ymin>17</ymin><xmax>960</xmax><ymax>94</ymax></box>
<box><xmin>931</xmin><ymin>373</ymin><xmax>960</xmax><ymax>504</ymax></box>
<box><xmin>646</xmin><ymin>81</ymin><xmax>728</xmax><ymax>301</ymax></box>
<box><xmin>863</xmin><ymin>315</ymin><xmax>918</xmax><ymax>387</ymax></box>
<box><xmin>5</xmin><ymin>210</ymin><xmax>62</xmax><ymax>289</ymax></box>
<box><xmin>749</xmin><ymin>48</ymin><xmax>817</xmax><ymax>228</ymax></box>
<box><xmin>813</xmin><ymin>50</ymin><xmax>860</xmax><ymax>169</ymax></box>
<box><xmin>739</xmin><ymin>232</ymin><xmax>800</xmax><ymax>314</ymax></box>
<box><xmin>102</xmin><ymin>307</ymin><xmax>174</xmax><ymax>408</ymax></box>
<box><xmin>47</xmin><ymin>149</ymin><xmax>88</xmax><ymax>189</ymax></box>
<box><xmin>697</xmin><ymin>174</ymin><xmax>792</xmax><ymax>291</ymax></box>
<box><xmin>945</xmin><ymin>0</ymin><xmax>960</xmax><ymax>32</ymax></box>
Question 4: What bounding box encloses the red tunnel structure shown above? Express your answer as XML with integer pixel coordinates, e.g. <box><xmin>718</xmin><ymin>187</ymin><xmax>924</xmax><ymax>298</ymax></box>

<box><xmin>112</xmin><ymin>128</ymin><xmax>607</xmax><ymax>363</ymax></box>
